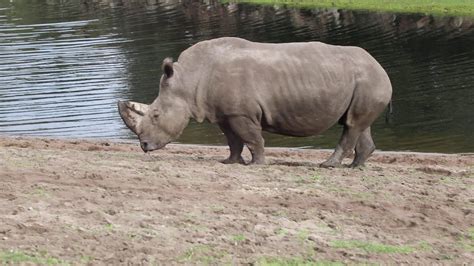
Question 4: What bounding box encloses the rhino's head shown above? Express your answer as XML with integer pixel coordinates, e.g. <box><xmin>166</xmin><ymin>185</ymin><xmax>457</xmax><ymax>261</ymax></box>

<box><xmin>118</xmin><ymin>58</ymin><xmax>190</xmax><ymax>152</ymax></box>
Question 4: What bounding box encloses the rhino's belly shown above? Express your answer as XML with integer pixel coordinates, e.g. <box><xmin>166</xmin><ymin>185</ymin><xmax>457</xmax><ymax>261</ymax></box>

<box><xmin>258</xmin><ymin>88</ymin><xmax>352</xmax><ymax>137</ymax></box>
<box><xmin>261</xmin><ymin>112</ymin><xmax>340</xmax><ymax>137</ymax></box>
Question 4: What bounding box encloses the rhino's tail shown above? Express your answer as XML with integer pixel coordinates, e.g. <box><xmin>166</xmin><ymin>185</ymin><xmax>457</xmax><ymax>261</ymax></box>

<box><xmin>385</xmin><ymin>100</ymin><xmax>393</xmax><ymax>123</ymax></box>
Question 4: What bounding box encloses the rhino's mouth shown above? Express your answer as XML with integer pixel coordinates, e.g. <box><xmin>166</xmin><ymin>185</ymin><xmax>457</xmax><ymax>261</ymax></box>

<box><xmin>140</xmin><ymin>141</ymin><xmax>170</xmax><ymax>153</ymax></box>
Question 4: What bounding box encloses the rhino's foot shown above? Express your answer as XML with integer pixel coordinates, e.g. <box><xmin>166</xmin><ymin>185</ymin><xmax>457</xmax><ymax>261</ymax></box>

<box><xmin>319</xmin><ymin>160</ymin><xmax>342</xmax><ymax>168</ymax></box>
<box><xmin>247</xmin><ymin>161</ymin><xmax>265</xmax><ymax>165</ymax></box>
<box><xmin>247</xmin><ymin>157</ymin><xmax>265</xmax><ymax>165</ymax></box>
<box><xmin>220</xmin><ymin>156</ymin><xmax>245</xmax><ymax>164</ymax></box>
<box><xmin>349</xmin><ymin>162</ymin><xmax>366</xmax><ymax>169</ymax></box>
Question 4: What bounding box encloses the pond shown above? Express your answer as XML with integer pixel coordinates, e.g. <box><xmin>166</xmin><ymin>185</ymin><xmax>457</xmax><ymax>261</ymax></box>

<box><xmin>0</xmin><ymin>0</ymin><xmax>473</xmax><ymax>153</ymax></box>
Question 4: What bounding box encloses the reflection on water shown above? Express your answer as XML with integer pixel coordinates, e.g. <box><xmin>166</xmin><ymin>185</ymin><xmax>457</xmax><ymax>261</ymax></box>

<box><xmin>0</xmin><ymin>0</ymin><xmax>473</xmax><ymax>152</ymax></box>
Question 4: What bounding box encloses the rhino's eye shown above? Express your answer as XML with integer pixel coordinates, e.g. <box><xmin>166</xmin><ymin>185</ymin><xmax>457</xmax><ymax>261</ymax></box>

<box><xmin>152</xmin><ymin>110</ymin><xmax>160</xmax><ymax>118</ymax></box>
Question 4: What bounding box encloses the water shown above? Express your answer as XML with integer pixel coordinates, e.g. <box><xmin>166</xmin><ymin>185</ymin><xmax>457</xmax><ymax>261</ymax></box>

<box><xmin>0</xmin><ymin>0</ymin><xmax>473</xmax><ymax>153</ymax></box>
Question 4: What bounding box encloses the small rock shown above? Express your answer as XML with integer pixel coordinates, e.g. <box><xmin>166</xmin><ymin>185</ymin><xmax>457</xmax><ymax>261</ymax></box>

<box><xmin>105</xmin><ymin>209</ymin><xmax>117</xmax><ymax>216</ymax></box>
<box><xmin>255</xmin><ymin>213</ymin><xmax>267</xmax><ymax>221</ymax></box>
<box><xmin>416</xmin><ymin>166</ymin><xmax>453</xmax><ymax>176</ymax></box>
<box><xmin>254</xmin><ymin>224</ymin><xmax>273</xmax><ymax>237</ymax></box>
<box><xmin>327</xmin><ymin>223</ymin><xmax>337</xmax><ymax>229</ymax></box>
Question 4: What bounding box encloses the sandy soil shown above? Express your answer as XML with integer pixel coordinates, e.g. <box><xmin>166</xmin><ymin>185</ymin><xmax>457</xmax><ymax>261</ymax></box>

<box><xmin>0</xmin><ymin>136</ymin><xmax>473</xmax><ymax>265</ymax></box>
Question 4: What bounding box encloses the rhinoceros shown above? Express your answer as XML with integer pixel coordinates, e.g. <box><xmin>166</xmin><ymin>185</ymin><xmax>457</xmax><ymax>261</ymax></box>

<box><xmin>118</xmin><ymin>37</ymin><xmax>392</xmax><ymax>167</ymax></box>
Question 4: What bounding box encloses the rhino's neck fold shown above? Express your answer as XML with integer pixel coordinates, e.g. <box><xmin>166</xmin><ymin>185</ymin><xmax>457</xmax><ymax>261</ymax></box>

<box><xmin>190</xmin><ymin>79</ymin><xmax>208</xmax><ymax>123</ymax></box>
<box><xmin>177</xmin><ymin>63</ymin><xmax>208</xmax><ymax>124</ymax></box>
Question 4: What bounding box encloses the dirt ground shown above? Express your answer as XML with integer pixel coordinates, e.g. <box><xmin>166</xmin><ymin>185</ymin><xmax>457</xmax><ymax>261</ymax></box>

<box><xmin>0</xmin><ymin>136</ymin><xmax>472</xmax><ymax>265</ymax></box>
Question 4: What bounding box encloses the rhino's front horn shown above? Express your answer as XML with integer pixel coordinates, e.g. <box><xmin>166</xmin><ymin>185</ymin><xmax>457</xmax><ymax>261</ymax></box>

<box><xmin>117</xmin><ymin>100</ymin><xmax>149</xmax><ymax>134</ymax></box>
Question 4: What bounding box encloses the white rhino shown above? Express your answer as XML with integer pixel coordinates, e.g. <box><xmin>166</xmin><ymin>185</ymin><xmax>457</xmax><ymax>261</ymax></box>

<box><xmin>118</xmin><ymin>37</ymin><xmax>392</xmax><ymax>167</ymax></box>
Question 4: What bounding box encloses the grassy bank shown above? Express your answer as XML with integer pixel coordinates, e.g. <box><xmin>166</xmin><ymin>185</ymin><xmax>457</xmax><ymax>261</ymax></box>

<box><xmin>227</xmin><ymin>0</ymin><xmax>474</xmax><ymax>17</ymax></box>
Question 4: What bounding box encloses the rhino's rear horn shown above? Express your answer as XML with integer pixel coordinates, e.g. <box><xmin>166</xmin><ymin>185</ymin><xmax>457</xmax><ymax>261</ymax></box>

<box><xmin>162</xmin><ymin>57</ymin><xmax>174</xmax><ymax>78</ymax></box>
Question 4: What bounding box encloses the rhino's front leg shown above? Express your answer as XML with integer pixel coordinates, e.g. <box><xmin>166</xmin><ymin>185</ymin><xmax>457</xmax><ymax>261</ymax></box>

<box><xmin>227</xmin><ymin>116</ymin><xmax>265</xmax><ymax>165</ymax></box>
<box><xmin>218</xmin><ymin>122</ymin><xmax>245</xmax><ymax>164</ymax></box>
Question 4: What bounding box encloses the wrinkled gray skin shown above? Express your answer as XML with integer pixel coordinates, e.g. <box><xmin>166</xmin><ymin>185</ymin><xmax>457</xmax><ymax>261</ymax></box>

<box><xmin>118</xmin><ymin>37</ymin><xmax>392</xmax><ymax>167</ymax></box>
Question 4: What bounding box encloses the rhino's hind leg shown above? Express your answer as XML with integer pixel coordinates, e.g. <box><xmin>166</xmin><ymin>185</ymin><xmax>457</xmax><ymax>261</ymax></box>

<box><xmin>227</xmin><ymin>116</ymin><xmax>265</xmax><ymax>165</ymax></box>
<box><xmin>320</xmin><ymin>125</ymin><xmax>362</xmax><ymax>168</ymax></box>
<box><xmin>350</xmin><ymin>127</ymin><xmax>375</xmax><ymax>167</ymax></box>
<box><xmin>218</xmin><ymin>122</ymin><xmax>245</xmax><ymax>164</ymax></box>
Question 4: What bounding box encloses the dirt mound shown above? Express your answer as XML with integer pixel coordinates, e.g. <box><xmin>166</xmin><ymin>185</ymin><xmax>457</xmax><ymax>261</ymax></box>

<box><xmin>0</xmin><ymin>136</ymin><xmax>472</xmax><ymax>264</ymax></box>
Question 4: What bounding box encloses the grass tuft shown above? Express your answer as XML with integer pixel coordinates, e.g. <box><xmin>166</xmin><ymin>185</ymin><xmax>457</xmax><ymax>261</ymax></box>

<box><xmin>232</xmin><ymin>233</ymin><xmax>246</xmax><ymax>243</ymax></box>
<box><xmin>330</xmin><ymin>240</ymin><xmax>415</xmax><ymax>253</ymax></box>
<box><xmin>257</xmin><ymin>257</ymin><xmax>344</xmax><ymax>266</ymax></box>
<box><xmin>179</xmin><ymin>245</ymin><xmax>229</xmax><ymax>264</ymax></box>
<box><xmin>226</xmin><ymin>0</ymin><xmax>474</xmax><ymax>17</ymax></box>
<box><xmin>458</xmin><ymin>227</ymin><xmax>474</xmax><ymax>252</ymax></box>
<box><xmin>0</xmin><ymin>250</ymin><xmax>67</xmax><ymax>265</ymax></box>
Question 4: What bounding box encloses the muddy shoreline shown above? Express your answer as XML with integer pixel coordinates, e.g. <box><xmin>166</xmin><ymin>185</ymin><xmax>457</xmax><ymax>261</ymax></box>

<box><xmin>0</xmin><ymin>136</ymin><xmax>473</xmax><ymax>264</ymax></box>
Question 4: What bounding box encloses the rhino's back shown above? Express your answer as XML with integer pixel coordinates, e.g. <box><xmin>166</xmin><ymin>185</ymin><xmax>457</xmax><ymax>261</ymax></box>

<box><xmin>181</xmin><ymin>38</ymin><xmax>389</xmax><ymax>136</ymax></box>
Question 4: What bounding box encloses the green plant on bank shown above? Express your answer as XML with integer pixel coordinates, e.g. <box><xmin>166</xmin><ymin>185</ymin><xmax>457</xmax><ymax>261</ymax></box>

<box><xmin>31</xmin><ymin>187</ymin><xmax>50</xmax><ymax>197</ymax></box>
<box><xmin>458</xmin><ymin>227</ymin><xmax>474</xmax><ymax>252</ymax></box>
<box><xmin>276</xmin><ymin>227</ymin><xmax>289</xmax><ymax>237</ymax></box>
<box><xmin>179</xmin><ymin>244</ymin><xmax>230</xmax><ymax>264</ymax></box>
<box><xmin>80</xmin><ymin>255</ymin><xmax>93</xmax><ymax>264</ymax></box>
<box><xmin>104</xmin><ymin>223</ymin><xmax>115</xmax><ymax>231</ymax></box>
<box><xmin>210</xmin><ymin>204</ymin><xmax>225</xmax><ymax>214</ymax></box>
<box><xmin>418</xmin><ymin>241</ymin><xmax>433</xmax><ymax>251</ymax></box>
<box><xmin>309</xmin><ymin>173</ymin><xmax>322</xmax><ymax>181</ymax></box>
<box><xmin>296</xmin><ymin>173</ymin><xmax>323</xmax><ymax>184</ymax></box>
<box><xmin>439</xmin><ymin>254</ymin><xmax>454</xmax><ymax>260</ymax></box>
<box><xmin>330</xmin><ymin>240</ymin><xmax>415</xmax><ymax>254</ymax></box>
<box><xmin>297</xmin><ymin>229</ymin><xmax>310</xmax><ymax>242</ymax></box>
<box><xmin>225</xmin><ymin>0</ymin><xmax>474</xmax><ymax>17</ymax></box>
<box><xmin>0</xmin><ymin>250</ymin><xmax>68</xmax><ymax>265</ymax></box>
<box><xmin>326</xmin><ymin>186</ymin><xmax>374</xmax><ymax>201</ymax></box>
<box><xmin>257</xmin><ymin>257</ymin><xmax>344</xmax><ymax>266</ymax></box>
<box><xmin>271</xmin><ymin>209</ymin><xmax>288</xmax><ymax>217</ymax></box>
<box><xmin>232</xmin><ymin>233</ymin><xmax>247</xmax><ymax>243</ymax></box>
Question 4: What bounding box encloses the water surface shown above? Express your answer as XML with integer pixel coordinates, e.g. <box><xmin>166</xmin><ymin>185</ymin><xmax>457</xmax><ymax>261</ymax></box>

<box><xmin>0</xmin><ymin>0</ymin><xmax>473</xmax><ymax>153</ymax></box>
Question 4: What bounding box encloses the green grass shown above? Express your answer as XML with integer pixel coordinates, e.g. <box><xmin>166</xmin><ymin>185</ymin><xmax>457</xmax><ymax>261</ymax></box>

<box><xmin>309</xmin><ymin>173</ymin><xmax>322</xmax><ymax>181</ymax></box>
<box><xmin>276</xmin><ymin>227</ymin><xmax>289</xmax><ymax>236</ymax></box>
<box><xmin>31</xmin><ymin>187</ymin><xmax>50</xmax><ymax>197</ymax></box>
<box><xmin>80</xmin><ymin>255</ymin><xmax>93</xmax><ymax>264</ymax></box>
<box><xmin>232</xmin><ymin>233</ymin><xmax>247</xmax><ymax>243</ymax></box>
<box><xmin>297</xmin><ymin>229</ymin><xmax>310</xmax><ymax>242</ymax></box>
<box><xmin>104</xmin><ymin>223</ymin><xmax>115</xmax><ymax>231</ymax></box>
<box><xmin>210</xmin><ymin>204</ymin><xmax>225</xmax><ymax>214</ymax></box>
<box><xmin>226</xmin><ymin>0</ymin><xmax>474</xmax><ymax>17</ymax></box>
<box><xmin>179</xmin><ymin>245</ymin><xmax>230</xmax><ymax>264</ymax></box>
<box><xmin>330</xmin><ymin>240</ymin><xmax>415</xmax><ymax>254</ymax></box>
<box><xmin>458</xmin><ymin>227</ymin><xmax>474</xmax><ymax>252</ymax></box>
<box><xmin>0</xmin><ymin>250</ymin><xmax>67</xmax><ymax>265</ymax></box>
<box><xmin>257</xmin><ymin>257</ymin><xmax>344</xmax><ymax>266</ymax></box>
<box><xmin>418</xmin><ymin>241</ymin><xmax>433</xmax><ymax>251</ymax></box>
<box><xmin>295</xmin><ymin>173</ymin><xmax>324</xmax><ymax>184</ymax></box>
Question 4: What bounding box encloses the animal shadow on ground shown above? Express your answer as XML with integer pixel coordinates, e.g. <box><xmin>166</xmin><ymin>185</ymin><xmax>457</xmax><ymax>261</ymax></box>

<box><xmin>268</xmin><ymin>160</ymin><xmax>319</xmax><ymax>167</ymax></box>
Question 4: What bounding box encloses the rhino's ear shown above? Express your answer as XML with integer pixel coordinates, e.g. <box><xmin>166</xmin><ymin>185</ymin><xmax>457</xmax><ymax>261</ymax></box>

<box><xmin>117</xmin><ymin>100</ymin><xmax>149</xmax><ymax>134</ymax></box>
<box><xmin>162</xmin><ymin>57</ymin><xmax>174</xmax><ymax>79</ymax></box>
